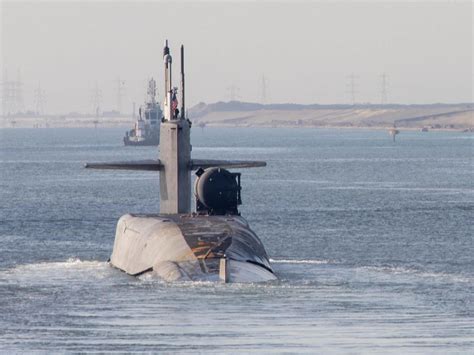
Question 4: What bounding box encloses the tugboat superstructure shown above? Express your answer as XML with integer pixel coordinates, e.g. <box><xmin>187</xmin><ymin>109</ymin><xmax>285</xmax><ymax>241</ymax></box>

<box><xmin>123</xmin><ymin>78</ymin><xmax>161</xmax><ymax>146</ymax></box>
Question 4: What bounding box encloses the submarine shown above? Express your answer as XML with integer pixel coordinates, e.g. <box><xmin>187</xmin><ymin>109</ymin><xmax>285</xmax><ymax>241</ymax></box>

<box><xmin>85</xmin><ymin>41</ymin><xmax>277</xmax><ymax>283</ymax></box>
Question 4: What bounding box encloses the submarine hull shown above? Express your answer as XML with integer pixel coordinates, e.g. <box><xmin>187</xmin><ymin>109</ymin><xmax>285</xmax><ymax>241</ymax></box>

<box><xmin>110</xmin><ymin>214</ymin><xmax>276</xmax><ymax>283</ymax></box>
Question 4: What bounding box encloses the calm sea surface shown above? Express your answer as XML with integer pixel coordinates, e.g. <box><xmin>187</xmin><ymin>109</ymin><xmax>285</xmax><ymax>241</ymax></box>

<box><xmin>0</xmin><ymin>127</ymin><xmax>472</xmax><ymax>353</ymax></box>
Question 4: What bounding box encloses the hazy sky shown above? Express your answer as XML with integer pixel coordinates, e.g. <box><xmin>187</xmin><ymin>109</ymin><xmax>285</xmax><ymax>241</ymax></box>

<box><xmin>1</xmin><ymin>1</ymin><xmax>472</xmax><ymax>114</ymax></box>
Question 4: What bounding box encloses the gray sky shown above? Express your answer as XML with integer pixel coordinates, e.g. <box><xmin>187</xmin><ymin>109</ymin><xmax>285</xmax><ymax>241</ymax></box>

<box><xmin>1</xmin><ymin>0</ymin><xmax>472</xmax><ymax>114</ymax></box>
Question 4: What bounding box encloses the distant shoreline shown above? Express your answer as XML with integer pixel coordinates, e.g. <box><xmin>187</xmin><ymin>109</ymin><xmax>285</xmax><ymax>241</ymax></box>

<box><xmin>189</xmin><ymin>101</ymin><xmax>473</xmax><ymax>131</ymax></box>
<box><xmin>1</xmin><ymin>101</ymin><xmax>472</xmax><ymax>131</ymax></box>
<box><xmin>0</xmin><ymin>120</ymin><xmax>471</xmax><ymax>133</ymax></box>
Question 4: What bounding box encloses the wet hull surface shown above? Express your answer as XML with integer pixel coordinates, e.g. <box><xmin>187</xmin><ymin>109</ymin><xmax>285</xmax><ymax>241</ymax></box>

<box><xmin>110</xmin><ymin>214</ymin><xmax>277</xmax><ymax>282</ymax></box>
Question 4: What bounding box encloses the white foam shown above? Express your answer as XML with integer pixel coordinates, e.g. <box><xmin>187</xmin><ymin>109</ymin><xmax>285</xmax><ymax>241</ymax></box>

<box><xmin>10</xmin><ymin>257</ymin><xmax>108</xmax><ymax>272</ymax></box>
<box><xmin>358</xmin><ymin>265</ymin><xmax>472</xmax><ymax>283</ymax></box>
<box><xmin>0</xmin><ymin>258</ymin><xmax>112</xmax><ymax>286</ymax></box>
<box><xmin>270</xmin><ymin>258</ymin><xmax>330</xmax><ymax>265</ymax></box>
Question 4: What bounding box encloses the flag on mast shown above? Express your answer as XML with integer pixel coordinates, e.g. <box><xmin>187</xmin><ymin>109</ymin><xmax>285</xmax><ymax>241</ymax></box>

<box><xmin>171</xmin><ymin>90</ymin><xmax>178</xmax><ymax>112</ymax></box>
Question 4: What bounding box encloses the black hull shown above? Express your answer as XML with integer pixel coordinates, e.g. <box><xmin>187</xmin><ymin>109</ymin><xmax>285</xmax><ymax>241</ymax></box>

<box><xmin>123</xmin><ymin>136</ymin><xmax>160</xmax><ymax>146</ymax></box>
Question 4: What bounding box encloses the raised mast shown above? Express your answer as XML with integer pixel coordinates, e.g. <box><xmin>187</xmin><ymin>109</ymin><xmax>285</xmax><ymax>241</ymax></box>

<box><xmin>163</xmin><ymin>40</ymin><xmax>170</xmax><ymax>95</ymax></box>
<box><xmin>163</xmin><ymin>40</ymin><xmax>173</xmax><ymax>121</ymax></box>
<box><xmin>180</xmin><ymin>45</ymin><xmax>185</xmax><ymax>119</ymax></box>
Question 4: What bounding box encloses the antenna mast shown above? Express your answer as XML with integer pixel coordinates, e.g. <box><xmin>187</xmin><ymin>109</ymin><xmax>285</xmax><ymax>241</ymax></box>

<box><xmin>181</xmin><ymin>45</ymin><xmax>185</xmax><ymax>119</ymax></box>
<box><xmin>163</xmin><ymin>40</ymin><xmax>174</xmax><ymax>121</ymax></box>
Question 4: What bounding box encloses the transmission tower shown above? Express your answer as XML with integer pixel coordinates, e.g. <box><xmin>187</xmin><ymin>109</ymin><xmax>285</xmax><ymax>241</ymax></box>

<box><xmin>91</xmin><ymin>81</ymin><xmax>102</xmax><ymax>117</ymax></box>
<box><xmin>15</xmin><ymin>69</ymin><xmax>24</xmax><ymax>113</ymax></box>
<box><xmin>116</xmin><ymin>77</ymin><xmax>126</xmax><ymax>114</ymax></box>
<box><xmin>226</xmin><ymin>84</ymin><xmax>240</xmax><ymax>101</ymax></box>
<box><xmin>261</xmin><ymin>74</ymin><xmax>267</xmax><ymax>104</ymax></box>
<box><xmin>346</xmin><ymin>73</ymin><xmax>358</xmax><ymax>105</ymax></box>
<box><xmin>1</xmin><ymin>69</ymin><xmax>21</xmax><ymax>117</ymax></box>
<box><xmin>34</xmin><ymin>82</ymin><xmax>47</xmax><ymax>116</ymax></box>
<box><xmin>1</xmin><ymin>70</ymin><xmax>12</xmax><ymax>117</ymax></box>
<box><xmin>380</xmin><ymin>72</ymin><xmax>389</xmax><ymax>105</ymax></box>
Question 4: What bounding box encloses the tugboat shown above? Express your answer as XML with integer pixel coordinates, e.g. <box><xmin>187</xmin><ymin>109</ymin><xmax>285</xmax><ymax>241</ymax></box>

<box><xmin>123</xmin><ymin>78</ymin><xmax>161</xmax><ymax>146</ymax></box>
<box><xmin>86</xmin><ymin>41</ymin><xmax>276</xmax><ymax>283</ymax></box>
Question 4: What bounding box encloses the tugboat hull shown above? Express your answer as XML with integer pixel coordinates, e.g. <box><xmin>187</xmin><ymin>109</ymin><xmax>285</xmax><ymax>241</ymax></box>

<box><xmin>110</xmin><ymin>214</ymin><xmax>276</xmax><ymax>282</ymax></box>
<box><xmin>123</xmin><ymin>135</ymin><xmax>160</xmax><ymax>146</ymax></box>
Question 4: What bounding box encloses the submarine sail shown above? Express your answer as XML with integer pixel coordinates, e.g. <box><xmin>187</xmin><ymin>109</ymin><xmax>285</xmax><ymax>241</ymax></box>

<box><xmin>86</xmin><ymin>41</ymin><xmax>276</xmax><ymax>283</ymax></box>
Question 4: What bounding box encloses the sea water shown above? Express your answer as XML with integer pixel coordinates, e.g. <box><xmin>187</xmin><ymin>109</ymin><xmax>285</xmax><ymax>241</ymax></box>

<box><xmin>0</xmin><ymin>127</ymin><xmax>472</xmax><ymax>352</ymax></box>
